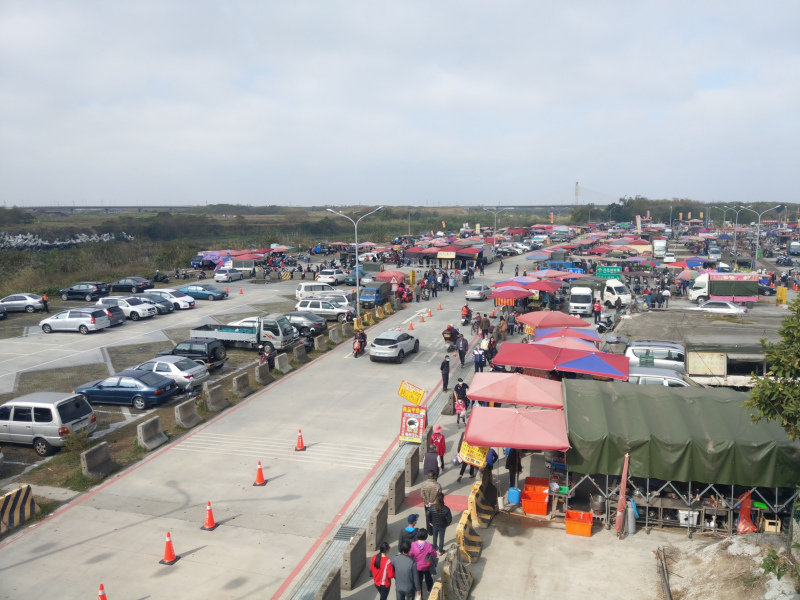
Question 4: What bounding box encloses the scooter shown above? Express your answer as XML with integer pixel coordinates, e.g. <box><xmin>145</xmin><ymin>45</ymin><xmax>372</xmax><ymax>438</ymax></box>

<box><xmin>596</xmin><ymin>316</ymin><xmax>615</xmax><ymax>334</ymax></box>
<box><xmin>460</xmin><ymin>310</ymin><xmax>472</xmax><ymax>326</ymax></box>
<box><xmin>421</xmin><ymin>288</ymin><xmax>431</xmax><ymax>301</ymax></box>
<box><xmin>154</xmin><ymin>273</ymin><xmax>170</xmax><ymax>284</ymax></box>
<box><xmin>197</xmin><ymin>271</ymin><xmax>207</xmax><ymax>280</ymax></box>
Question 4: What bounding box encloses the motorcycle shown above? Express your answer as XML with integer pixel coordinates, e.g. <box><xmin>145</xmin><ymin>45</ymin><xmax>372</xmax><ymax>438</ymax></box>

<box><xmin>421</xmin><ymin>288</ymin><xmax>431</xmax><ymax>301</ymax></box>
<box><xmin>460</xmin><ymin>310</ymin><xmax>472</xmax><ymax>326</ymax></box>
<box><xmin>596</xmin><ymin>316</ymin><xmax>615</xmax><ymax>334</ymax></box>
<box><xmin>777</xmin><ymin>256</ymin><xmax>794</xmax><ymax>266</ymax></box>
<box><xmin>197</xmin><ymin>271</ymin><xmax>207</xmax><ymax>280</ymax></box>
<box><xmin>154</xmin><ymin>273</ymin><xmax>170</xmax><ymax>284</ymax></box>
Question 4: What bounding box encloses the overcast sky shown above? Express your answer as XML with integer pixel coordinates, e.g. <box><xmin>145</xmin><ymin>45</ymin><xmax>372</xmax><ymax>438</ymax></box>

<box><xmin>1</xmin><ymin>2</ymin><xmax>798</xmax><ymax>207</ymax></box>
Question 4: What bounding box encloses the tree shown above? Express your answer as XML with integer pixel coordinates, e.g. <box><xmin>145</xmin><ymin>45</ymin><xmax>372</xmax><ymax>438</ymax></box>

<box><xmin>745</xmin><ymin>295</ymin><xmax>800</xmax><ymax>440</ymax></box>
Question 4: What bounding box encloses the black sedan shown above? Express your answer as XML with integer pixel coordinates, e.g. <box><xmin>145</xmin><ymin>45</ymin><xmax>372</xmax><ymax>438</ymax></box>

<box><xmin>285</xmin><ymin>311</ymin><xmax>328</xmax><ymax>336</ymax></box>
<box><xmin>133</xmin><ymin>293</ymin><xmax>176</xmax><ymax>315</ymax></box>
<box><xmin>758</xmin><ymin>285</ymin><xmax>777</xmax><ymax>296</ymax></box>
<box><xmin>59</xmin><ymin>282</ymin><xmax>110</xmax><ymax>302</ymax></box>
<box><xmin>108</xmin><ymin>277</ymin><xmax>154</xmax><ymax>293</ymax></box>
<box><xmin>74</xmin><ymin>369</ymin><xmax>179</xmax><ymax>410</ymax></box>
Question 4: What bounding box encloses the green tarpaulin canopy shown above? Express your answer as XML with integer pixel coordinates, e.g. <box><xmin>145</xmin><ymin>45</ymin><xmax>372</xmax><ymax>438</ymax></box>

<box><xmin>563</xmin><ymin>380</ymin><xmax>800</xmax><ymax>488</ymax></box>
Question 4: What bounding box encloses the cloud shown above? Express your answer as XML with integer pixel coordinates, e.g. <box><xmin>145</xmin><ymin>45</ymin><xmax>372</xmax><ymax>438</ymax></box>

<box><xmin>0</xmin><ymin>0</ymin><xmax>798</xmax><ymax>206</ymax></box>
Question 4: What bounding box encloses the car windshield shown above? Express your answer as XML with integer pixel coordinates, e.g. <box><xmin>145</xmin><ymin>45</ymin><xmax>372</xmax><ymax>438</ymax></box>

<box><xmin>468</xmin><ymin>285</ymin><xmax>483</xmax><ymax>291</ymax></box>
<box><xmin>320</xmin><ymin>270</ymin><xmax>334</xmax><ymax>276</ymax></box>
<box><xmin>612</xmin><ymin>286</ymin><xmax>627</xmax><ymax>294</ymax></box>
<box><xmin>127</xmin><ymin>298</ymin><xmax>143</xmax><ymax>305</ymax></box>
<box><xmin>138</xmin><ymin>372</ymin><xmax>163</xmax><ymax>386</ymax></box>
<box><xmin>57</xmin><ymin>397</ymin><xmax>93</xmax><ymax>422</ymax></box>
<box><xmin>174</xmin><ymin>359</ymin><xmax>199</xmax><ymax>371</ymax></box>
<box><xmin>373</xmin><ymin>337</ymin><xmax>398</xmax><ymax>346</ymax></box>
<box><xmin>328</xmin><ymin>300</ymin><xmax>342</xmax><ymax>308</ymax></box>
<box><xmin>199</xmin><ymin>285</ymin><xmax>214</xmax><ymax>291</ymax></box>
<box><xmin>571</xmin><ymin>294</ymin><xmax>593</xmax><ymax>303</ymax></box>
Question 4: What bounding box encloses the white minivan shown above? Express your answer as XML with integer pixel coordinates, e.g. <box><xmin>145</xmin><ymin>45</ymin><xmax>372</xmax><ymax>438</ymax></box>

<box><xmin>295</xmin><ymin>282</ymin><xmax>335</xmax><ymax>300</ymax></box>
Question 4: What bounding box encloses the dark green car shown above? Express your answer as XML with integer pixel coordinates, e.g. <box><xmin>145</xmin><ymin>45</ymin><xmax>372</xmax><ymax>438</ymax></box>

<box><xmin>177</xmin><ymin>284</ymin><xmax>229</xmax><ymax>301</ymax></box>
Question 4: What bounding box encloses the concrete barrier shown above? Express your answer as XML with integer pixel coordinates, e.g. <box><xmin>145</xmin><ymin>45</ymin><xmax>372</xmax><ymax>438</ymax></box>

<box><xmin>269</xmin><ymin>270</ymin><xmax>280</xmax><ymax>281</ymax></box>
<box><xmin>0</xmin><ymin>484</ymin><xmax>39</xmax><ymax>534</ymax></box>
<box><xmin>441</xmin><ymin>390</ymin><xmax>456</xmax><ymax>416</ymax></box>
<box><xmin>232</xmin><ymin>372</ymin><xmax>252</xmax><ymax>398</ymax></box>
<box><xmin>205</xmin><ymin>384</ymin><xmax>229</xmax><ymax>412</ymax></box>
<box><xmin>293</xmin><ymin>343</ymin><xmax>309</xmax><ymax>363</ymax></box>
<box><xmin>340</xmin><ymin>528</ymin><xmax>366</xmax><ymax>591</ymax></box>
<box><xmin>313</xmin><ymin>568</ymin><xmax>341</xmax><ymax>600</ymax></box>
<box><xmin>341</xmin><ymin>323</ymin><xmax>353</xmax><ymax>338</ymax></box>
<box><xmin>275</xmin><ymin>353</ymin><xmax>293</xmax><ymax>373</ymax></box>
<box><xmin>367</xmin><ymin>497</ymin><xmax>388</xmax><ymax>552</ymax></box>
<box><xmin>80</xmin><ymin>442</ymin><xmax>115</xmax><ymax>479</ymax></box>
<box><xmin>255</xmin><ymin>363</ymin><xmax>274</xmax><ymax>385</ymax></box>
<box><xmin>424</xmin><ymin>425</ymin><xmax>433</xmax><ymax>455</ymax></box>
<box><xmin>175</xmin><ymin>399</ymin><xmax>202</xmax><ymax>429</ymax></box>
<box><xmin>405</xmin><ymin>445</ymin><xmax>419</xmax><ymax>488</ymax></box>
<box><xmin>392</xmin><ymin>298</ymin><xmax>403</xmax><ymax>311</ymax></box>
<box><xmin>314</xmin><ymin>335</ymin><xmax>326</xmax><ymax>351</ymax></box>
<box><xmin>372</xmin><ymin>308</ymin><xmax>380</xmax><ymax>321</ymax></box>
<box><xmin>137</xmin><ymin>416</ymin><xmax>168</xmax><ymax>451</ymax></box>
<box><xmin>329</xmin><ymin>329</ymin><xmax>342</xmax><ymax>344</ymax></box>
<box><xmin>388</xmin><ymin>469</ymin><xmax>405</xmax><ymax>516</ymax></box>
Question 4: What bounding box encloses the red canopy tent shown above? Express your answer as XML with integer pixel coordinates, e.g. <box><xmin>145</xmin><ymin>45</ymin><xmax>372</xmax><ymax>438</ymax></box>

<box><xmin>534</xmin><ymin>327</ymin><xmax>601</xmax><ymax>343</ymax></box>
<box><xmin>488</xmin><ymin>288</ymin><xmax>532</xmax><ymax>301</ymax></box>
<box><xmin>517</xmin><ymin>312</ymin><xmax>591</xmax><ymax>329</ymax></box>
<box><xmin>464</xmin><ymin>406</ymin><xmax>570</xmax><ymax>451</ymax></box>
<box><xmin>521</xmin><ymin>280</ymin><xmax>562</xmax><ymax>293</ymax></box>
<box><xmin>492</xmin><ymin>343</ymin><xmax>629</xmax><ymax>380</ymax></box>
<box><xmin>491</xmin><ymin>343</ymin><xmax>559</xmax><ymax>370</ymax></box>
<box><xmin>467</xmin><ymin>372</ymin><xmax>563</xmax><ymax>408</ymax></box>
<box><xmin>531</xmin><ymin>337</ymin><xmax>598</xmax><ymax>351</ymax></box>
<box><xmin>373</xmin><ymin>270</ymin><xmax>407</xmax><ymax>283</ymax></box>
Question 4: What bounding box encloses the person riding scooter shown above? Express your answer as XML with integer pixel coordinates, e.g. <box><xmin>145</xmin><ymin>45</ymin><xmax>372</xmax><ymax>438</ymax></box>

<box><xmin>353</xmin><ymin>330</ymin><xmax>367</xmax><ymax>358</ymax></box>
<box><xmin>461</xmin><ymin>303</ymin><xmax>472</xmax><ymax>325</ymax></box>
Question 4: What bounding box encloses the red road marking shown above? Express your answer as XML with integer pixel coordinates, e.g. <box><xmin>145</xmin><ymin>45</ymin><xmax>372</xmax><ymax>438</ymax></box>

<box><xmin>406</xmin><ymin>490</ymin><xmax>470</xmax><ymax>513</ymax></box>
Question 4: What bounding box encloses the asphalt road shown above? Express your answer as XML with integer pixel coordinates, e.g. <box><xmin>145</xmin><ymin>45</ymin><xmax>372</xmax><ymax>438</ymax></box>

<box><xmin>0</xmin><ymin>260</ymin><xmax>509</xmax><ymax>600</ymax></box>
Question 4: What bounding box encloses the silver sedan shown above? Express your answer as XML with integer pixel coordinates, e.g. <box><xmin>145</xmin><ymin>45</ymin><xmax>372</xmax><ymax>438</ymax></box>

<box><xmin>133</xmin><ymin>356</ymin><xmax>210</xmax><ymax>390</ymax></box>
<box><xmin>464</xmin><ymin>284</ymin><xmax>491</xmax><ymax>301</ymax></box>
<box><xmin>683</xmin><ymin>301</ymin><xmax>747</xmax><ymax>315</ymax></box>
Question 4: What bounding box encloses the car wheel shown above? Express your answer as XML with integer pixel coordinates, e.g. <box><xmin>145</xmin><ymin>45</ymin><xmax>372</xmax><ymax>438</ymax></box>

<box><xmin>173</xmin><ymin>302</ymin><xmax>180</xmax><ymax>310</ymax></box>
<box><xmin>42</xmin><ymin>324</ymin><xmax>52</xmax><ymax>333</ymax></box>
<box><xmin>85</xmin><ymin>293</ymin><xmax>93</xmax><ymax>302</ymax></box>
<box><xmin>132</xmin><ymin>287</ymin><xmax>139</xmax><ymax>294</ymax></box>
<box><xmin>396</xmin><ymin>350</ymin><xmax>405</xmax><ymax>364</ymax></box>
<box><xmin>79</xmin><ymin>325</ymin><xmax>89</xmax><ymax>335</ymax></box>
<box><xmin>262</xmin><ymin>343</ymin><xmax>273</xmax><ymax>353</ymax></box>
<box><xmin>61</xmin><ymin>293</ymin><xmax>69</xmax><ymax>301</ymax></box>
<box><xmin>132</xmin><ymin>311</ymin><xmax>143</xmax><ymax>321</ymax></box>
<box><xmin>213</xmin><ymin>346</ymin><xmax>227</xmax><ymax>360</ymax></box>
<box><xmin>25</xmin><ymin>305</ymin><xmax>35</xmax><ymax>313</ymax></box>
<box><xmin>338</xmin><ymin>314</ymin><xmax>346</xmax><ymax>323</ymax></box>
<box><xmin>300</xmin><ymin>327</ymin><xmax>310</xmax><ymax>336</ymax></box>
<box><xmin>33</xmin><ymin>438</ymin><xmax>54</xmax><ymax>457</ymax></box>
<box><xmin>370</xmin><ymin>356</ymin><xmax>377</xmax><ymax>362</ymax></box>
<box><xmin>132</xmin><ymin>396</ymin><xmax>147</xmax><ymax>411</ymax></box>
<box><xmin>208</xmin><ymin>294</ymin><xmax>215</xmax><ymax>301</ymax></box>
<box><xmin>413</xmin><ymin>340</ymin><xmax>420</xmax><ymax>353</ymax></box>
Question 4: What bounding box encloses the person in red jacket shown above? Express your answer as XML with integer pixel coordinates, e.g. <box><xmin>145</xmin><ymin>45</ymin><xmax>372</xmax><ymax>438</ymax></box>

<box><xmin>369</xmin><ymin>541</ymin><xmax>395</xmax><ymax>600</ymax></box>
<box><xmin>431</xmin><ymin>424</ymin><xmax>446</xmax><ymax>471</ymax></box>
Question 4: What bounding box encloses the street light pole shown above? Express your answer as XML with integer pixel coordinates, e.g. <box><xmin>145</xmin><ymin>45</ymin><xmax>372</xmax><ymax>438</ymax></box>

<box><xmin>483</xmin><ymin>207</ymin><xmax>511</xmax><ymax>250</ymax></box>
<box><xmin>738</xmin><ymin>205</ymin><xmax>782</xmax><ymax>271</ymax></box>
<box><xmin>326</xmin><ymin>206</ymin><xmax>384</xmax><ymax>318</ymax></box>
<box><xmin>724</xmin><ymin>205</ymin><xmax>750</xmax><ymax>262</ymax></box>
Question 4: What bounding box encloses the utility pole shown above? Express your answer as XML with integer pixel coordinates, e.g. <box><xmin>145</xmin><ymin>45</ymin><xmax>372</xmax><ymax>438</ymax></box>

<box><xmin>574</xmin><ymin>182</ymin><xmax>579</xmax><ymax>206</ymax></box>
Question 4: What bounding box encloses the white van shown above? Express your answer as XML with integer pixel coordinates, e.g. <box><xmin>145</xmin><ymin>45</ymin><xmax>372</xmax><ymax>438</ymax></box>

<box><xmin>295</xmin><ymin>282</ymin><xmax>335</xmax><ymax>300</ymax></box>
<box><xmin>569</xmin><ymin>286</ymin><xmax>594</xmax><ymax>315</ymax></box>
<box><xmin>599</xmin><ymin>279</ymin><xmax>632</xmax><ymax>308</ymax></box>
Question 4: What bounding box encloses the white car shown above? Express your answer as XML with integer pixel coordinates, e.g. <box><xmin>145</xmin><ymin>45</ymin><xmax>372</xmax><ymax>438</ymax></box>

<box><xmin>317</xmin><ymin>269</ymin><xmax>347</xmax><ymax>285</ymax></box>
<box><xmin>369</xmin><ymin>330</ymin><xmax>420</xmax><ymax>364</ymax></box>
<box><xmin>214</xmin><ymin>268</ymin><xmax>244</xmax><ymax>283</ymax></box>
<box><xmin>96</xmin><ymin>297</ymin><xmax>157</xmax><ymax>320</ymax></box>
<box><xmin>146</xmin><ymin>289</ymin><xmax>196</xmax><ymax>310</ymax></box>
<box><xmin>358</xmin><ymin>253</ymin><xmax>378</xmax><ymax>263</ymax></box>
<box><xmin>514</xmin><ymin>243</ymin><xmax>532</xmax><ymax>252</ymax></box>
<box><xmin>133</xmin><ymin>356</ymin><xmax>209</xmax><ymax>391</ymax></box>
<box><xmin>465</xmin><ymin>284</ymin><xmax>491</xmax><ymax>301</ymax></box>
<box><xmin>683</xmin><ymin>301</ymin><xmax>747</xmax><ymax>315</ymax></box>
<box><xmin>663</xmin><ymin>252</ymin><xmax>677</xmax><ymax>263</ymax></box>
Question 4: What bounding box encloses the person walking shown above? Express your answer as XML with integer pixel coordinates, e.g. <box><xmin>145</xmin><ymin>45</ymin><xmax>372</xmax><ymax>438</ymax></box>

<box><xmin>409</xmin><ymin>530</ymin><xmax>438</xmax><ymax>597</ymax></box>
<box><xmin>414</xmin><ymin>282</ymin><xmax>421</xmax><ymax>303</ymax></box>
<box><xmin>592</xmin><ymin>299</ymin><xmax>602</xmax><ymax>324</ymax></box>
<box><xmin>456</xmin><ymin>432</ymin><xmax>476</xmax><ymax>482</ymax></box>
<box><xmin>454</xmin><ymin>377</ymin><xmax>469</xmax><ymax>405</ymax></box>
<box><xmin>480</xmin><ymin>313</ymin><xmax>490</xmax><ymax>338</ymax></box>
<box><xmin>455</xmin><ymin>395</ymin><xmax>467</xmax><ymax>428</ymax></box>
<box><xmin>431</xmin><ymin>276</ymin><xmax>438</xmax><ymax>298</ymax></box>
<box><xmin>455</xmin><ymin>334</ymin><xmax>469</xmax><ymax>366</ymax></box>
<box><xmin>41</xmin><ymin>292</ymin><xmax>49</xmax><ymax>313</ymax></box>
<box><xmin>420</xmin><ymin>470</ymin><xmax>442</xmax><ymax>534</ymax></box>
<box><xmin>448</xmin><ymin>276</ymin><xmax>455</xmax><ymax>293</ymax></box>
<box><xmin>440</xmin><ymin>355</ymin><xmax>451</xmax><ymax>392</ymax></box>
<box><xmin>499</xmin><ymin>259</ymin><xmax>504</xmax><ymax>273</ymax></box>
<box><xmin>423</xmin><ymin>448</ymin><xmax>440</xmax><ymax>482</ymax></box>
<box><xmin>498</xmin><ymin>316</ymin><xmax>508</xmax><ymax>341</ymax></box>
<box><xmin>399</xmin><ymin>514</ymin><xmax>420</xmax><ymax>548</ymax></box>
<box><xmin>473</xmin><ymin>346</ymin><xmax>485</xmax><ymax>373</ymax></box>
<box><xmin>370</xmin><ymin>541</ymin><xmax>395</xmax><ymax>600</ymax></box>
<box><xmin>515</xmin><ymin>265</ymin><xmax>519</xmax><ymax>277</ymax></box>
<box><xmin>428</xmin><ymin>492</ymin><xmax>452</xmax><ymax>554</ymax></box>
<box><xmin>507</xmin><ymin>311</ymin><xmax>517</xmax><ymax>335</ymax></box>
<box><xmin>614</xmin><ymin>296</ymin><xmax>622</xmax><ymax>315</ymax></box>
<box><xmin>393</xmin><ymin>541</ymin><xmax>420</xmax><ymax>600</ymax></box>
<box><xmin>431</xmin><ymin>424</ymin><xmax>446</xmax><ymax>471</ymax></box>
<box><xmin>506</xmin><ymin>447</ymin><xmax>523</xmax><ymax>489</ymax></box>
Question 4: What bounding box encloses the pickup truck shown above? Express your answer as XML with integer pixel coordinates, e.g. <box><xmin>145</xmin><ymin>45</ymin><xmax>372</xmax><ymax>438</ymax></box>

<box><xmin>360</xmin><ymin>282</ymin><xmax>393</xmax><ymax>309</ymax></box>
<box><xmin>190</xmin><ymin>313</ymin><xmax>296</xmax><ymax>351</ymax></box>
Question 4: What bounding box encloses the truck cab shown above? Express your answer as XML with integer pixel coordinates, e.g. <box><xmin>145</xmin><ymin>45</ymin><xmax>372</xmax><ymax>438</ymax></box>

<box><xmin>789</xmin><ymin>241</ymin><xmax>800</xmax><ymax>256</ymax></box>
<box><xmin>599</xmin><ymin>279</ymin><xmax>632</xmax><ymax>308</ymax></box>
<box><xmin>225</xmin><ymin>314</ymin><xmax>296</xmax><ymax>351</ymax></box>
<box><xmin>569</xmin><ymin>286</ymin><xmax>594</xmax><ymax>315</ymax></box>
<box><xmin>360</xmin><ymin>282</ymin><xmax>392</xmax><ymax>308</ymax></box>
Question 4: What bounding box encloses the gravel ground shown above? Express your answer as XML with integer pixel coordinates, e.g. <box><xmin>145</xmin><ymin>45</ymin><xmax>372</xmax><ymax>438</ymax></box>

<box><xmin>106</xmin><ymin>341</ymin><xmax>175</xmax><ymax>371</ymax></box>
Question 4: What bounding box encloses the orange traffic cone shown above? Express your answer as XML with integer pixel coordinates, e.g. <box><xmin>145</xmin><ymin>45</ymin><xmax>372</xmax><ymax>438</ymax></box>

<box><xmin>254</xmin><ymin>461</ymin><xmax>267</xmax><ymax>486</ymax></box>
<box><xmin>159</xmin><ymin>531</ymin><xmax>179</xmax><ymax>565</ymax></box>
<box><xmin>437</xmin><ymin>302</ymin><xmax>442</xmax><ymax>310</ymax></box>
<box><xmin>98</xmin><ymin>584</ymin><xmax>108</xmax><ymax>600</ymax></box>
<box><xmin>239</xmin><ymin>287</ymin><xmax>244</xmax><ymax>294</ymax></box>
<box><xmin>420</xmin><ymin>315</ymin><xmax>425</xmax><ymax>323</ymax></box>
<box><xmin>295</xmin><ymin>429</ymin><xmax>306</xmax><ymax>452</ymax></box>
<box><xmin>225</xmin><ymin>286</ymin><xmax>229</xmax><ymax>294</ymax></box>
<box><xmin>201</xmin><ymin>501</ymin><xmax>218</xmax><ymax>531</ymax></box>
<box><xmin>408</xmin><ymin>321</ymin><xmax>414</xmax><ymax>330</ymax></box>
<box><xmin>490</xmin><ymin>309</ymin><xmax>496</xmax><ymax>318</ymax></box>
<box><xmin>427</xmin><ymin>308</ymin><xmax>433</xmax><ymax>317</ymax></box>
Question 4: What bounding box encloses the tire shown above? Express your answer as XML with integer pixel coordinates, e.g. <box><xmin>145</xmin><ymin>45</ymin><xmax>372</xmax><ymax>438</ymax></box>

<box><xmin>262</xmin><ymin>343</ymin><xmax>273</xmax><ymax>352</ymax></box>
<box><xmin>131</xmin><ymin>312</ymin><xmax>141</xmax><ymax>321</ymax></box>
<box><xmin>42</xmin><ymin>324</ymin><xmax>52</xmax><ymax>333</ymax></box>
<box><xmin>413</xmin><ymin>340</ymin><xmax>420</xmax><ymax>353</ymax></box>
<box><xmin>173</xmin><ymin>303</ymin><xmax>180</xmax><ymax>310</ymax></box>
<box><xmin>396</xmin><ymin>350</ymin><xmax>405</xmax><ymax>364</ymax></box>
<box><xmin>61</xmin><ymin>293</ymin><xmax>69</xmax><ymax>301</ymax></box>
<box><xmin>300</xmin><ymin>327</ymin><xmax>310</xmax><ymax>336</ymax></box>
<box><xmin>132</xmin><ymin>287</ymin><xmax>139</xmax><ymax>294</ymax></box>
<box><xmin>370</xmin><ymin>356</ymin><xmax>377</xmax><ymax>362</ymax></box>
<box><xmin>698</xmin><ymin>296</ymin><xmax>708</xmax><ymax>304</ymax></box>
<box><xmin>131</xmin><ymin>396</ymin><xmax>147</xmax><ymax>411</ymax></box>
<box><xmin>25</xmin><ymin>305</ymin><xmax>35</xmax><ymax>313</ymax></box>
<box><xmin>33</xmin><ymin>438</ymin><xmax>54</xmax><ymax>457</ymax></box>
<box><xmin>85</xmin><ymin>294</ymin><xmax>93</xmax><ymax>302</ymax></box>
<box><xmin>208</xmin><ymin>294</ymin><xmax>215</xmax><ymax>301</ymax></box>
<box><xmin>79</xmin><ymin>325</ymin><xmax>89</xmax><ymax>335</ymax></box>
<box><xmin>212</xmin><ymin>346</ymin><xmax>227</xmax><ymax>360</ymax></box>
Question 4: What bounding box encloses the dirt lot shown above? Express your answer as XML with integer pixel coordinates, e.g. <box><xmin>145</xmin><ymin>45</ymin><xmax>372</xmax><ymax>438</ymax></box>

<box><xmin>106</xmin><ymin>341</ymin><xmax>175</xmax><ymax>371</ymax></box>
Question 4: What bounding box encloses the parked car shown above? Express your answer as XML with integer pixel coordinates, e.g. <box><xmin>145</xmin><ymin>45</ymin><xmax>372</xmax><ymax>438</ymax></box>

<box><xmin>317</xmin><ymin>269</ymin><xmax>347</xmax><ymax>285</ymax></box>
<box><xmin>369</xmin><ymin>330</ymin><xmax>419</xmax><ymax>364</ymax></box>
<box><xmin>0</xmin><ymin>393</ymin><xmax>97</xmax><ymax>456</ymax></box>
<box><xmin>133</xmin><ymin>356</ymin><xmax>209</xmax><ymax>391</ymax></box>
<box><xmin>758</xmin><ymin>285</ymin><xmax>777</xmax><ymax>296</ymax></box>
<box><xmin>317</xmin><ymin>291</ymin><xmax>358</xmax><ymax>310</ymax></box>
<box><xmin>284</xmin><ymin>311</ymin><xmax>328</xmax><ymax>336</ymax></box>
<box><xmin>465</xmin><ymin>284</ymin><xmax>491</xmax><ymax>301</ymax></box>
<box><xmin>147</xmin><ymin>289</ymin><xmax>196</xmax><ymax>310</ymax></box>
<box><xmin>294</xmin><ymin>297</ymin><xmax>354</xmax><ymax>322</ymax></box>
<box><xmin>133</xmin><ymin>293</ymin><xmax>175</xmax><ymax>314</ymax></box>
<box><xmin>98</xmin><ymin>304</ymin><xmax>126</xmax><ymax>327</ymax></box>
<box><xmin>214</xmin><ymin>268</ymin><xmax>244</xmax><ymax>283</ymax></box>
<box><xmin>682</xmin><ymin>301</ymin><xmax>747</xmax><ymax>316</ymax></box>
<box><xmin>663</xmin><ymin>252</ymin><xmax>677</xmax><ymax>263</ymax></box>
<box><xmin>177</xmin><ymin>284</ymin><xmax>229</xmax><ymax>301</ymax></box>
<box><xmin>59</xmin><ymin>282</ymin><xmax>110</xmax><ymax>302</ymax></box>
<box><xmin>624</xmin><ymin>341</ymin><xmax>686</xmax><ymax>373</ymax></box>
<box><xmin>159</xmin><ymin>338</ymin><xmax>228</xmax><ymax>369</ymax></box>
<box><xmin>75</xmin><ymin>369</ymin><xmax>179</xmax><ymax>410</ymax></box>
<box><xmin>622</xmin><ymin>367</ymin><xmax>701</xmax><ymax>387</ymax></box>
<box><xmin>40</xmin><ymin>309</ymin><xmax>110</xmax><ymax>334</ymax></box>
<box><xmin>0</xmin><ymin>293</ymin><xmax>45</xmax><ymax>313</ymax></box>
<box><xmin>344</xmin><ymin>271</ymin><xmax>373</xmax><ymax>287</ymax></box>
<box><xmin>0</xmin><ymin>306</ymin><xmax>6</xmax><ymax>320</ymax></box>
<box><xmin>96</xmin><ymin>297</ymin><xmax>157</xmax><ymax>320</ymax></box>
<box><xmin>108</xmin><ymin>277</ymin><xmax>153</xmax><ymax>293</ymax></box>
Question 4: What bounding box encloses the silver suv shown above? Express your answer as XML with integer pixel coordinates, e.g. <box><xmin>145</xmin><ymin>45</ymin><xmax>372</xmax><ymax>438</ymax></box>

<box><xmin>0</xmin><ymin>393</ymin><xmax>97</xmax><ymax>456</ymax></box>
<box><xmin>624</xmin><ymin>341</ymin><xmax>686</xmax><ymax>373</ymax></box>
<box><xmin>96</xmin><ymin>296</ymin><xmax>157</xmax><ymax>320</ymax></box>
<box><xmin>40</xmin><ymin>308</ymin><xmax>110</xmax><ymax>334</ymax></box>
<box><xmin>294</xmin><ymin>297</ymin><xmax>354</xmax><ymax>322</ymax></box>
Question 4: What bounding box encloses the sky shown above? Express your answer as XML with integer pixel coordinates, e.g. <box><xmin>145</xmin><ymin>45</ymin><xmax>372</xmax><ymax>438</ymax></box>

<box><xmin>1</xmin><ymin>1</ymin><xmax>798</xmax><ymax>208</ymax></box>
